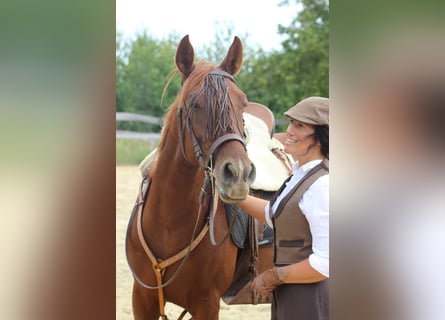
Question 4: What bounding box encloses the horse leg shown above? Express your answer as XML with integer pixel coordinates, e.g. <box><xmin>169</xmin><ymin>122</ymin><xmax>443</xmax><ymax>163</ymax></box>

<box><xmin>131</xmin><ymin>281</ymin><xmax>160</xmax><ymax>320</ymax></box>
<box><xmin>188</xmin><ymin>295</ymin><xmax>221</xmax><ymax>320</ymax></box>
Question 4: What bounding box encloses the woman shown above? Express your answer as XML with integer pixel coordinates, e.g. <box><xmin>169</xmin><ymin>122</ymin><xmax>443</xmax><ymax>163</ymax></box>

<box><xmin>239</xmin><ymin>96</ymin><xmax>329</xmax><ymax>320</ymax></box>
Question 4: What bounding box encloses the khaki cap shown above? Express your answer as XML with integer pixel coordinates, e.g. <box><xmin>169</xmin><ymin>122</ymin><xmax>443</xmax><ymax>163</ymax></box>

<box><xmin>284</xmin><ymin>96</ymin><xmax>329</xmax><ymax>126</ymax></box>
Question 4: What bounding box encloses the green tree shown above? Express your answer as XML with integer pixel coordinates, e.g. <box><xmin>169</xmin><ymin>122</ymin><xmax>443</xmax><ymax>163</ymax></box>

<box><xmin>116</xmin><ymin>31</ymin><xmax>181</xmax><ymax>132</ymax></box>
<box><xmin>238</xmin><ymin>0</ymin><xmax>329</xmax><ymax>128</ymax></box>
<box><xmin>277</xmin><ymin>0</ymin><xmax>329</xmax><ymax>107</ymax></box>
<box><xmin>116</xmin><ymin>0</ymin><xmax>328</xmax><ymax>133</ymax></box>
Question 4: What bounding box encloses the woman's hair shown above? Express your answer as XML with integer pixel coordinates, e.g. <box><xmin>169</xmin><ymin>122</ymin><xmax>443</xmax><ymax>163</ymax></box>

<box><xmin>314</xmin><ymin>125</ymin><xmax>329</xmax><ymax>159</ymax></box>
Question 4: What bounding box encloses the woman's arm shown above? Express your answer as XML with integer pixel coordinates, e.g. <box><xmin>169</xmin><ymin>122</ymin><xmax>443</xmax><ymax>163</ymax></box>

<box><xmin>238</xmin><ymin>195</ymin><xmax>269</xmax><ymax>224</ymax></box>
<box><xmin>251</xmin><ymin>258</ymin><xmax>327</xmax><ymax>298</ymax></box>
<box><xmin>276</xmin><ymin>258</ymin><xmax>327</xmax><ymax>283</ymax></box>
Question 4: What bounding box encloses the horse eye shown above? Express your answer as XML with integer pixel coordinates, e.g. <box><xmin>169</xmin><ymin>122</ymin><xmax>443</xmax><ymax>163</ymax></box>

<box><xmin>190</xmin><ymin>102</ymin><xmax>200</xmax><ymax>109</ymax></box>
<box><xmin>185</xmin><ymin>99</ymin><xmax>198</xmax><ymax>109</ymax></box>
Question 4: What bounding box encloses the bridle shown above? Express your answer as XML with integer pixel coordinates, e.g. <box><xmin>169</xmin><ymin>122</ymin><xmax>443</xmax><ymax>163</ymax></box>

<box><xmin>177</xmin><ymin>69</ymin><xmax>246</xmax><ymax>171</ymax></box>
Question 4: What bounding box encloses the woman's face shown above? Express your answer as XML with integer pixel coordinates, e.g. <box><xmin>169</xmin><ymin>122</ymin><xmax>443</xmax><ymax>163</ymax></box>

<box><xmin>284</xmin><ymin>119</ymin><xmax>322</xmax><ymax>164</ymax></box>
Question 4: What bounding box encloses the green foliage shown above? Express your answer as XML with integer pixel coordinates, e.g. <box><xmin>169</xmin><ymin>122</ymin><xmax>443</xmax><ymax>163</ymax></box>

<box><xmin>195</xmin><ymin>22</ymin><xmax>253</xmax><ymax>64</ymax></box>
<box><xmin>242</xmin><ymin>0</ymin><xmax>329</xmax><ymax>119</ymax></box>
<box><xmin>116</xmin><ymin>0</ymin><xmax>329</xmax><ymax>133</ymax></box>
<box><xmin>116</xmin><ymin>31</ymin><xmax>181</xmax><ymax>132</ymax></box>
<box><xmin>278</xmin><ymin>0</ymin><xmax>329</xmax><ymax>102</ymax></box>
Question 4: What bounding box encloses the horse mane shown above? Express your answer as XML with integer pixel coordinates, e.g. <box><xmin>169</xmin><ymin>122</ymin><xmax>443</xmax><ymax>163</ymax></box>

<box><xmin>157</xmin><ymin>61</ymin><xmax>244</xmax><ymax>152</ymax></box>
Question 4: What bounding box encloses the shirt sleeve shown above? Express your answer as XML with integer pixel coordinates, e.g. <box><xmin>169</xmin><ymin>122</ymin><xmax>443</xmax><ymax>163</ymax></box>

<box><xmin>300</xmin><ymin>175</ymin><xmax>329</xmax><ymax>277</ymax></box>
<box><xmin>264</xmin><ymin>202</ymin><xmax>273</xmax><ymax>228</ymax></box>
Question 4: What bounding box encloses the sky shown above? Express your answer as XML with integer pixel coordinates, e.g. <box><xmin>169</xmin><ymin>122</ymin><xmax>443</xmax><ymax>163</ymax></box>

<box><xmin>116</xmin><ymin>0</ymin><xmax>299</xmax><ymax>51</ymax></box>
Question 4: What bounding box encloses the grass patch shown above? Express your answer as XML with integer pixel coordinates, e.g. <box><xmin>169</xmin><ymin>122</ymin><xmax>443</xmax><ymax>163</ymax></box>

<box><xmin>116</xmin><ymin>139</ymin><xmax>155</xmax><ymax>166</ymax></box>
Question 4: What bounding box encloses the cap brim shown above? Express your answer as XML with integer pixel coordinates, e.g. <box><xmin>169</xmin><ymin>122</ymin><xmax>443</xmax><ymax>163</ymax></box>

<box><xmin>284</xmin><ymin>113</ymin><xmax>319</xmax><ymax>125</ymax></box>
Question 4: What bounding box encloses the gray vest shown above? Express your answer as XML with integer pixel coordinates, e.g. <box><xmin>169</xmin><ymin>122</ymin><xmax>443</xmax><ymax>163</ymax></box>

<box><xmin>269</xmin><ymin>159</ymin><xmax>328</xmax><ymax>265</ymax></box>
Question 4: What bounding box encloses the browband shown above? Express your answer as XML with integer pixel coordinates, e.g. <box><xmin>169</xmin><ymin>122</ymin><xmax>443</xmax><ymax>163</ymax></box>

<box><xmin>208</xmin><ymin>70</ymin><xmax>235</xmax><ymax>83</ymax></box>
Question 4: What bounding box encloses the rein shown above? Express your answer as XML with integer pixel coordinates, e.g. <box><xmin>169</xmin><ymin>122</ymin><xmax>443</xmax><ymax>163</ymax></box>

<box><xmin>205</xmin><ymin>152</ymin><xmax>240</xmax><ymax>246</ymax></box>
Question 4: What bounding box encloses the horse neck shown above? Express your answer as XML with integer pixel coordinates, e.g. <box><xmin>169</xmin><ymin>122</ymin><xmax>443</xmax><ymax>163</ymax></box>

<box><xmin>149</xmin><ymin>128</ymin><xmax>207</xmax><ymax>222</ymax></box>
<box><xmin>141</xmin><ymin>131</ymin><xmax>212</xmax><ymax>259</ymax></box>
<box><xmin>154</xmin><ymin>147</ymin><xmax>203</xmax><ymax>188</ymax></box>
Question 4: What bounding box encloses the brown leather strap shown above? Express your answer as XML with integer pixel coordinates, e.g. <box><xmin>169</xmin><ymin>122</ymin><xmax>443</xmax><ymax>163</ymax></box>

<box><xmin>208</xmin><ymin>187</ymin><xmax>238</xmax><ymax>246</ymax></box>
<box><xmin>153</xmin><ymin>267</ymin><xmax>166</xmax><ymax>319</ymax></box>
<box><xmin>136</xmin><ymin>188</ymin><xmax>210</xmax><ymax>270</ymax></box>
<box><xmin>177</xmin><ymin>309</ymin><xmax>189</xmax><ymax>320</ymax></box>
<box><xmin>208</xmin><ymin>69</ymin><xmax>235</xmax><ymax>82</ymax></box>
<box><xmin>271</xmin><ymin>147</ymin><xmax>293</xmax><ymax>174</ymax></box>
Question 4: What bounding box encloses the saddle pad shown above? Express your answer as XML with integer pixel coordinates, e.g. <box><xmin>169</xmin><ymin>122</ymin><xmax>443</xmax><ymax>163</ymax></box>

<box><xmin>225</xmin><ymin>203</ymin><xmax>249</xmax><ymax>249</ymax></box>
<box><xmin>225</xmin><ymin>202</ymin><xmax>274</xmax><ymax>249</ymax></box>
<box><xmin>243</xmin><ymin>113</ymin><xmax>293</xmax><ymax>191</ymax></box>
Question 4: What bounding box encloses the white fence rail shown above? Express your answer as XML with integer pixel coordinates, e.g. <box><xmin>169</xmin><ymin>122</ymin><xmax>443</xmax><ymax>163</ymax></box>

<box><xmin>116</xmin><ymin>111</ymin><xmax>286</xmax><ymax>143</ymax></box>
<box><xmin>116</xmin><ymin>112</ymin><xmax>162</xmax><ymax>143</ymax></box>
<box><xmin>116</xmin><ymin>112</ymin><xmax>164</xmax><ymax>125</ymax></box>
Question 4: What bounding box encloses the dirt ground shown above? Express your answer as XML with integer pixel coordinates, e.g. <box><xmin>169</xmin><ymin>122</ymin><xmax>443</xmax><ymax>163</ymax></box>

<box><xmin>116</xmin><ymin>166</ymin><xmax>271</xmax><ymax>319</ymax></box>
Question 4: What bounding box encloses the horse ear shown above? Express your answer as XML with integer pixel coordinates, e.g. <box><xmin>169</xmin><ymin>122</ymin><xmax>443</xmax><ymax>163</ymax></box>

<box><xmin>219</xmin><ymin>36</ymin><xmax>243</xmax><ymax>76</ymax></box>
<box><xmin>175</xmin><ymin>35</ymin><xmax>195</xmax><ymax>78</ymax></box>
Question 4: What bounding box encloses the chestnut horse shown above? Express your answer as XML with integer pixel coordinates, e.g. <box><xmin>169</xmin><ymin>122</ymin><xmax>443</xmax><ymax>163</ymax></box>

<box><xmin>126</xmin><ymin>35</ymin><xmax>258</xmax><ymax>319</ymax></box>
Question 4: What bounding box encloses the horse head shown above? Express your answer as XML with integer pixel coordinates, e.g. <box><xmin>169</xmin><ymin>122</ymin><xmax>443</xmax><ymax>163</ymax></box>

<box><xmin>175</xmin><ymin>35</ymin><xmax>256</xmax><ymax>203</ymax></box>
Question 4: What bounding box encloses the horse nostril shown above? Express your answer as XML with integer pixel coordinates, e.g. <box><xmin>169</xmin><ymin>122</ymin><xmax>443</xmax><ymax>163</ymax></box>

<box><xmin>223</xmin><ymin>163</ymin><xmax>236</xmax><ymax>182</ymax></box>
<box><xmin>221</xmin><ymin>161</ymin><xmax>255</xmax><ymax>185</ymax></box>
<box><xmin>247</xmin><ymin>163</ymin><xmax>256</xmax><ymax>185</ymax></box>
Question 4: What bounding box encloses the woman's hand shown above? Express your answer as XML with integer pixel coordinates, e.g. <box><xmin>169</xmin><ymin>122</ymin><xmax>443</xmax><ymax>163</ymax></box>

<box><xmin>251</xmin><ymin>267</ymin><xmax>284</xmax><ymax>299</ymax></box>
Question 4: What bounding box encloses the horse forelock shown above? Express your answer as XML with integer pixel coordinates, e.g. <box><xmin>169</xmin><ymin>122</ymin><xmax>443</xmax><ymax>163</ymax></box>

<box><xmin>158</xmin><ymin>62</ymin><xmax>245</xmax><ymax>153</ymax></box>
<box><xmin>203</xmin><ymin>71</ymin><xmax>241</xmax><ymax>139</ymax></box>
<box><xmin>185</xmin><ymin>63</ymin><xmax>244</xmax><ymax>139</ymax></box>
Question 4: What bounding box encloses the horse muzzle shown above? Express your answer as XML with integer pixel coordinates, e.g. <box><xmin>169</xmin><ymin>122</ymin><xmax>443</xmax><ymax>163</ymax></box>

<box><xmin>215</xmin><ymin>159</ymin><xmax>256</xmax><ymax>203</ymax></box>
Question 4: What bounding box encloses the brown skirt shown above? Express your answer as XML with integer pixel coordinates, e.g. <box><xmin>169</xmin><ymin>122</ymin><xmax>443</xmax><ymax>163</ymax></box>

<box><xmin>271</xmin><ymin>279</ymin><xmax>329</xmax><ymax>320</ymax></box>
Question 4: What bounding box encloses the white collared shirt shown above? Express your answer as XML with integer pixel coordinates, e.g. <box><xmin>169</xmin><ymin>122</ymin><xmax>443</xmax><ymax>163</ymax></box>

<box><xmin>265</xmin><ymin>159</ymin><xmax>329</xmax><ymax>277</ymax></box>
